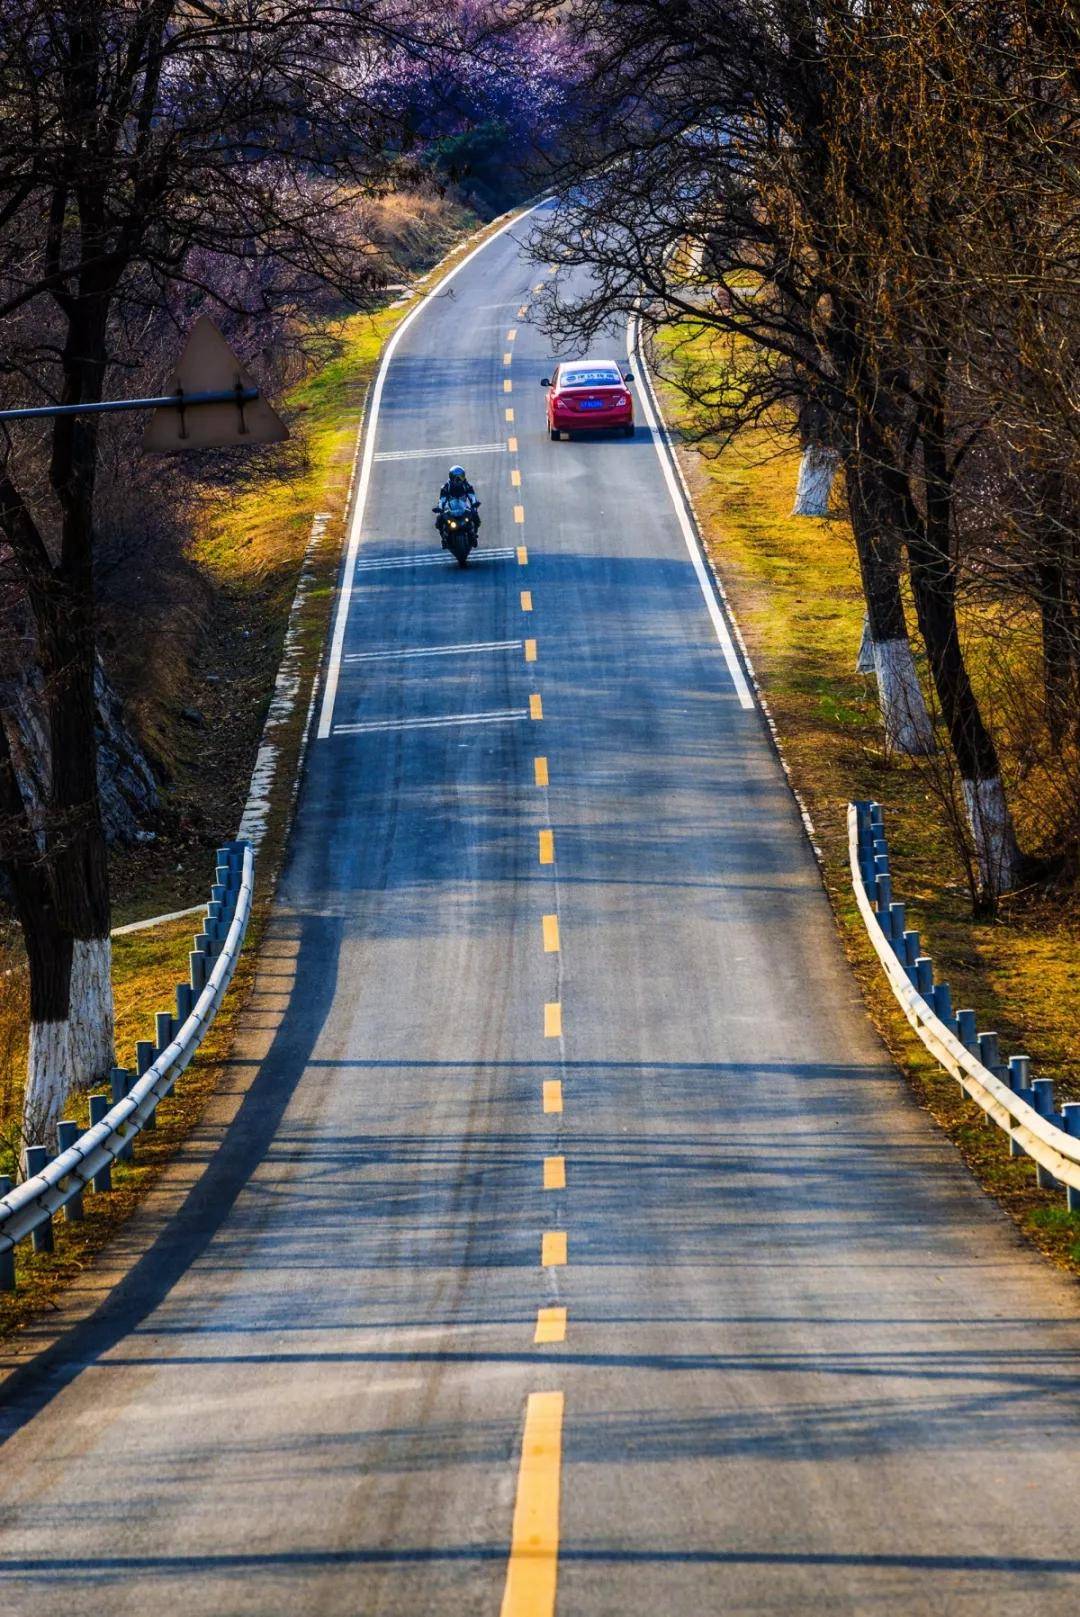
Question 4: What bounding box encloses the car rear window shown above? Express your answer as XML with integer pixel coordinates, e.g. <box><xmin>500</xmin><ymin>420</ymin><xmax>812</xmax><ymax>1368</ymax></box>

<box><xmin>559</xmin><ymin>367</ymin><xmax>623</xmax><ymax>388</ymax></box>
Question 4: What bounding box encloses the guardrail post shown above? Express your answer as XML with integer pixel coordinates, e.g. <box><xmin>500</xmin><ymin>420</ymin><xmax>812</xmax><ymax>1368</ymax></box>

<box><xmin>956</xmin><ymin>1009</ymin><xmax>977</xmax><ymax>1053</ymax></box>
<box><xmin>974</xmin><ymin>1033</ymin><xmax>1003</xmax><ymax>1128</ymax></box>
<box><xmin>875</xmin><ymin>872</ymin><xmax>893</xmax><ymax>914</ymax></box>
<box><xmin>977</xmin><ymin>1031</ymin><xmax>1000</xmax><ymax>1071</ymax></box>
<box><xmin>1031</xmin><ymin>1077</ymin><xmax>1055</xmax><ymax>1116</ymax></box>
<box><xmin>931</xmin><ymin>981</ymin><xmax>954</xmax><ymax>1028</ymax></box>
<box><xmin>1007</xmin><ymin>1054</ymin><xmax>1030</xmax><ymax>1094</ymax></box>
<box><xmin>176</xmin><ymin>981</ymin><xmax>194</xmax><ymax>1023</ymax></box>
<box><xmin>914</xmin><ymin>956</ymin><xmax>933</xmax><ymax>997</ymax></box>
<box><xmin>0</xmin><ymin>1179</ymin><xmax>13</xmax><ymax>1290</ymax></box>
<box><xmin>138</xmin><ymin>1039</ymin><xmax>158</xmax><ymax>1130</ymax></box>
<box><xmin>23</xmin><ymin>1146</ymin><xmax>53</xmax><ymax>1253</ymax></box>
<box><xmin>190</xmin><ymin>948</ymin><xmax>208</xmax><ymax>994</ymax></box>
<box><xmin>1063</xmin><ymin>1105</ymin><xmax>1080</xmax><ymax>1211</ymax></box>
<box><xmin>112</xmin><ymin>1068</ymin><xmax>135</xmax><ymax>1161</ymax></box>
<box><xmin>1007</xmin><ymin>1057</ymin><xmax>1030</xmax><ymax>1156</ymax></box>
<box><xmin>1030</xmin><ymin>1080</ymin><xmax>1059</xmax><ymax>1188</ymax></box>
<box><xmin>56</xmin><ymin>1121</ymin><xmax>84</xmax><ymax>1221</ymax></box>
<box><xmin>88</xmin><ymin>1095</ymin><xmax>112</xmax><ymax>1190</ymax></box>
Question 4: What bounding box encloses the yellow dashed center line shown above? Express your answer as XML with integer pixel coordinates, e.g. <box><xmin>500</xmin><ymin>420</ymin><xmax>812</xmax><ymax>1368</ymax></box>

<box><xmin>506</xmin><ymin>407</ymin><xmax>515</xmax><ymax>422</ymax></box>
<box><xmin>543</xmin><ymin>1155</ymin><xmax>566</xmax><ymax>1190</ymax></box>
<box><xmin>511</xmin><ymin>469</ymin><xmax>522</xmax><ymax>488</ymax></box>
<box><xmin>542</xmin><ymin>914</ymin><xmax>559</xmax><ymax>952</ymax></box>
<box><xmin>500</xmin><ymin>1390</ymin><xmax>564</xmax><ymax>1617</ymax></box>
<box><xmin>538</xmin><ymin>829</ymin><xmax>554</xmax><ymax>863</ymax></box>
<box><xmin>544</xmin><ymin>1002</ymin><xmax>562</xmax><ymax>1038</ymax></box>
<box><xmin>534</xmin><ymin>756</ymin><xmax>548</xmax><ymax>786</ymax></box>
<box><xmin>542</xmin><ymin>1230</ymin><xmax>567</xmax><ymax>1265</ymax></box>
<box><xmin>517</xmin><ymin>304</ymin><xmax>528</xmax><ymax>318</ymax></box>
<box><xmin>504</xmin><ymin>352</ymin><xmax>513</xmax><ymax>366</ymax></box>
<box><xmin>504</xmin><ymin>379</ymin><xmax>513</xmax><ymax>393</ymax></box>
<box><xmin>508</xmin><ymin>435</ymin><xmax>518</xmax><ymax>452</ymax></box>
<box><xmin>534</xmin><ymin>281</ymin><xmax>545</xmax><ymax>293</ymax></box>
<box><xmin>530</xmin><ymin>692</ymin><xmax>543</xmax><ymax>720</ymax></box>
<box><xmin>508</xmin><ymin>328</ymin><xmax>517</xmax><ymax>341</ymax></box>
<box><xmin>514</xmin><ymin>504</ymin><xmax>525</xmax><ymax>524</ymax></box>
<box><xmin>534</xmin><ymin>1307</ymin><xmax>567</xmax><ymax>1345</ymax></box>
<box><xmin>543</xmin><ymin>1079</ymin><xmax>563</xmax><ymax>1113</ymax></box>
<box><xmin>521</xmin><ymin>590</ymin><xmax>532</xmax><ymax>612</ymax></box>
<box><xmin>517</xmin><ymin>544</ymin><xmax>528</xmax><ymax>566</ymax></box>
<box><xmin>524</xmin><ymin>638</ymin><xmax>537</xmax><ymax>663</ymax></box>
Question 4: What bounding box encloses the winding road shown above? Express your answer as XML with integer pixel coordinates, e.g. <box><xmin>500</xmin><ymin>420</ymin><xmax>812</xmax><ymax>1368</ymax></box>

<box><xmin>3</xmin><ymin>204</ymin><xmax>1080</xmax><ymax>1616</ymax></box>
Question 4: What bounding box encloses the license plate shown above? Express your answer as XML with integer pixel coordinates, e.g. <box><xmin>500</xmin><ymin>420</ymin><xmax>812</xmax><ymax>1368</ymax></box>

<box><xmin>580</xmin><ymin>399</ymin><xmax>605</xmax><ymax>410</ymax></box>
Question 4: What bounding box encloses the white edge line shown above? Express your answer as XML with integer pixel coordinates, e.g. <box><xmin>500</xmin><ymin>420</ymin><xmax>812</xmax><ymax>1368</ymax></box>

<box><xmin>628</xmin><ymin>314</ymin><xmax>753</xmax><ymax>710</ymax></box>
<box><xmin>318</xmin><ymin>204</ymin><xmax>541</xmax><ymax>740</ymax></box>
<box><xmin>629</xmin><ymin>314</ymin><xmax>825</xmax><ymax>864</ymax></box>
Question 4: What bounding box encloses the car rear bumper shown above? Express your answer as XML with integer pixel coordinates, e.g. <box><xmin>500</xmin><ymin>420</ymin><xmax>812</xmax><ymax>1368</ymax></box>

<box><xmin>551</xmin><ymin>409</ymin><xmax>633</xmax><ymax>430</ymax></box>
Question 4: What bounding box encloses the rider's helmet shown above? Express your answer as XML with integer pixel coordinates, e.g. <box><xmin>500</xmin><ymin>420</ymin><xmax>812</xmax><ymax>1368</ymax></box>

<box><xmin>447</xmin><ymin>465</ymin><xmax>467</xmax><ymax>492</ymax></box>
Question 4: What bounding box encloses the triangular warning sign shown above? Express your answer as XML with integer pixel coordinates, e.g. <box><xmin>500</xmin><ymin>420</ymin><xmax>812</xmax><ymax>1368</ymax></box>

<box><xmin>143</xmin><ymin>316</ymin><xmax>288</xmax><ymax>452</ymax></box>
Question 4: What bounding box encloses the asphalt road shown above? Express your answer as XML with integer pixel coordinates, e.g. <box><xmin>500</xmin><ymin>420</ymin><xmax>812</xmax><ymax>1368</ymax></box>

<box><xmin>3</xmin><ymin>205</ymin><xmax>1080</xmax><ymax>1616</ymax></box>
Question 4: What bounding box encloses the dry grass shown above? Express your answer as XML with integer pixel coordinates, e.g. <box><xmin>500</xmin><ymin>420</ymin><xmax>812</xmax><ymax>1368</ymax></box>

<box><xmin>653</xmin><ymin>326</ymin><xmax>1080</xmax><ymax>1275</ymax></box>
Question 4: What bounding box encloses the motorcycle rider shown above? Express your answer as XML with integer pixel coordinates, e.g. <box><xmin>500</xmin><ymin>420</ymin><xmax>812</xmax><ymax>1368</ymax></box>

<box><xmin>436</xmin><ymin>465</ymin><xmax>481</xmax><ymax>541</ymax></box>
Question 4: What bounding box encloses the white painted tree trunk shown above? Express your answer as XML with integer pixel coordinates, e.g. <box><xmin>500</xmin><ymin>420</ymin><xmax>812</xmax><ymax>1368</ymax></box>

<box><xmin>871</xmin><ymin>637</ymin><xmax>935</xmax><ymax>755</ymax></box>
<box><xmin>23</xmin><ymin>936</ymin><xmax>114</xmax><ymax>1151</ymax></box>
<box><xmin>68</xmin><ymin>936</ymin><xmax>115</xmax><ymax>1086</ymax></box>
<box><xmin>24</xmin><ymin>1020</ymin><xmax>74</xmax><ymax>1151</ymax></box>
<box><xmin>792</xmin><ymin>444</ymin><xmax>839</xmax><ymax>516</ymax></box>
<box><xmin>856</xmin><ymin>615</ymin><xmax>875</xmax><ymax>674</ymax></box>
<box><xmin>962</xmin><ymin>776</ymin><xmax>1021</xmax><ymax>896</ymax></box>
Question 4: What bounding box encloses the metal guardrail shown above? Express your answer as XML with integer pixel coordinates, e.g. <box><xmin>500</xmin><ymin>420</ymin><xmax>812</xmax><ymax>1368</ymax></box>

<box><xmin>0</xmin><ymin>840</ymin><xmax>255</xmax><ymax>1287</ymax></box>
<box><xmin>849</xmin><ymin>802</ymin><xmax>1080</xmax><ymax>1206</ymax></box>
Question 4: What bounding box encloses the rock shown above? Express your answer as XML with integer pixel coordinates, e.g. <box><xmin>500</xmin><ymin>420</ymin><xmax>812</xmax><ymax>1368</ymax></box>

<box><xmin>180</xmin><ymin>705</ymin><xmax>206</xmax><ymax>728</ymax></box>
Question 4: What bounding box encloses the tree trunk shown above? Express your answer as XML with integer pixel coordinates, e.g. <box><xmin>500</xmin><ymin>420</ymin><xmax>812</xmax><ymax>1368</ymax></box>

<box><xmin>844</xmin><ymin>449</ymin><xmax>935</xmax><ymax>754</ymax></box>
<box><xmin>855</xmin><ymin>615</ymin><xmax>875</xmax><ymax>673</ymax></box>
<box><xmin>0</xmin><ymin>299</ymin><xmax>118</xmax><ymax>1143</ymax></box>
<box><xmin>0</xmin><ymin>720</ymin><xmax>74</xmax><ymax>1153</ymax></box>
<box><xmin>910</xmin><ymin>406</ymin><xmax>1021</xmax><ymax>899</ymax></box>
<box><xmin>793</xmin><ymin>443</ymin><xmax>839</xmax><ymax>516</ymax></box>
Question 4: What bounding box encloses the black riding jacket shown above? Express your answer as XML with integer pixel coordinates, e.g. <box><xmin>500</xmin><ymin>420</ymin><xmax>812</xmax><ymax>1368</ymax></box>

<box><xmin>439</xmin><ymin>477</ymin><xmax>476</xmax><ymax>501</ymax></box>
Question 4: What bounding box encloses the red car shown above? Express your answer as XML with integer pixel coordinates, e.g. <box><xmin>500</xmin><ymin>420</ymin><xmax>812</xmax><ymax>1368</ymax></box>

<box><xmin>542</xmin><ymin>359</ymin><xmax>635</xmax><ymax>439</ymax></box>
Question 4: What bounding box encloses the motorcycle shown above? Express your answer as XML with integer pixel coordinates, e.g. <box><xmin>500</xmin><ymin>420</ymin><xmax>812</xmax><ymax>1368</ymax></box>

<box><xmin>433</xmin><ymin>495</ymin><xmax>480</xmax><ymax>568</ymax></box>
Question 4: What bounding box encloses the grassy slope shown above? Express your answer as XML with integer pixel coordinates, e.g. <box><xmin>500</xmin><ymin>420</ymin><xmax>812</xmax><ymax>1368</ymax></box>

<box><xmin>653</xmin><ymin>329</ymin><xmax>1080</xmax><ymax>1274</ymax></box>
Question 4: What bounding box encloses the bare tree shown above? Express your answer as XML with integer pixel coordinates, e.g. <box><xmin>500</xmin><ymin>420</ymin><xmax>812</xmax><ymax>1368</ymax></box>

<box><xmin>0</xmin><ymin>0</ymin><xmax>431</xmax><ymax>1143</ymax></box>
<box><xmin>526</xmin><ymin>0</ymin><xmax>1076</xmax><ymax>903</ymax></box>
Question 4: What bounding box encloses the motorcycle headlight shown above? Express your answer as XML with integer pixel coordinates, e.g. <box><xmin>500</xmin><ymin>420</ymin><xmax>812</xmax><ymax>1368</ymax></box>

<box><xmin>449</xmin><ymin>520</ymin><xmax>457</xmax><ymax>529</ymax></box>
